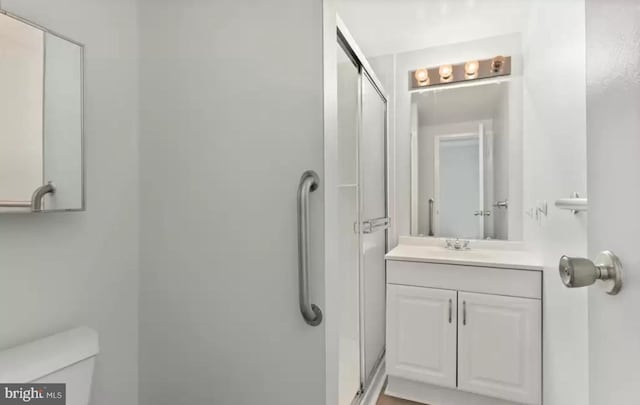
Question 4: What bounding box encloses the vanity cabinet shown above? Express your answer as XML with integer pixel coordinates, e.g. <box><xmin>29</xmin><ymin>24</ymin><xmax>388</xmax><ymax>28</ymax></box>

<box><xmin>386</xmin><ymin>258</ymin><xmax>542</xmax><ymax>405</ymax></box>
<box><xmin>457</xmin><ymin>292</ymin><xmax>541</xmax><ymax>404</ymax></box>
<box><xmin>387</xmin><ymin>285</ymin><xmax>457</xmax><ymax>388</ymax></box>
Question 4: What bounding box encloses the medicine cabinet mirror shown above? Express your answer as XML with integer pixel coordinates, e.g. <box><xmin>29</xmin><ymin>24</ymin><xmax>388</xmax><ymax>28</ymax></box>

<box><xmin>410</xmin><ymin>80</ymin><xmax>522</xmax><ymax>240</ymax></box>
<box><xmin>0</xmin><ymin>11</ymin><xmax>84</xmax><ymax>213</ymax></box>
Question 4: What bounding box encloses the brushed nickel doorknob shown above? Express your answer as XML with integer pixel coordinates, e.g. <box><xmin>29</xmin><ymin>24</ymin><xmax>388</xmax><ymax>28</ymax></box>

<box><xmin>559</xmin><ymin>251</ymin><xmax>623</xmax><ymax>295</ymax></box>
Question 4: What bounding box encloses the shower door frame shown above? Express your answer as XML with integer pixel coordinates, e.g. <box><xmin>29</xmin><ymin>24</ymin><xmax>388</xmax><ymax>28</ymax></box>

<box><xmin>337</xmin><ymin>16</ymin><xmax>390</xmax><ymax>404</ymax></box>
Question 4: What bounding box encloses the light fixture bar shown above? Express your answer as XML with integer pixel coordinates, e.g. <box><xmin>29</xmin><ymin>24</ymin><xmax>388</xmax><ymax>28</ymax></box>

<box><xmin>409</xmin><ymin>55</ymin><xmax>511</xmax><ymax>90</ymax></box>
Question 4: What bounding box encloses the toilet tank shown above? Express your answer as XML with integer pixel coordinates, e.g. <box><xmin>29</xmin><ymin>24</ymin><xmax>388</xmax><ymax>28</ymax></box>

<box><xmin>0</xmin><ymin>327</ymin><xmax>99</xmax><ymax>405</ymax></box>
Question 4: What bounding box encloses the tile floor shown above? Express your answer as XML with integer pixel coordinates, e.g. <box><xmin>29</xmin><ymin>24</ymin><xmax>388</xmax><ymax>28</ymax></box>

<box><xmin>376</xmin><ymin>393</ymin><xmax>425</xmax><ymax>405</ymax></box>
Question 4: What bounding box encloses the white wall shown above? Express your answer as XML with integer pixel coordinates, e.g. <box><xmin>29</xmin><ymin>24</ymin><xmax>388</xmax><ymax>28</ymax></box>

<box><xmin>0</xmin><ymin>2</ymin><xmax>139</xmax><ymax>405</ymax></box>
<box><xmin>337</xmin><ymin>0</ymin><xmax>531</xmax><ymax>57</ymax></box>
<box><xmin>586</xmin><ymin>1</ymin><xmax>640</xmax><ymax>404</ymax></box>
<box><xmin>521</xmin><ymin>1</ymin><xmax>589</xmax><ymax>404</ymax></box>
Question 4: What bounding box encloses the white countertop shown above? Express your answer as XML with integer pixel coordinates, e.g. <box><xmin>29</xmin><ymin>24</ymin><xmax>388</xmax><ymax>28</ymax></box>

<box><xmin>386</xmin><ymin>237</ymin><xmax>543</xmax><ymax>271</ymax></box>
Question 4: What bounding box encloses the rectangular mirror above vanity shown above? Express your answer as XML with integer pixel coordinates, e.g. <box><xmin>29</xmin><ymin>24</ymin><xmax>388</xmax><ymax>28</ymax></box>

<box><xmin>0</xmin><ymin>11</ymin><xmax>84</xmax><ymax>213</ymax></box>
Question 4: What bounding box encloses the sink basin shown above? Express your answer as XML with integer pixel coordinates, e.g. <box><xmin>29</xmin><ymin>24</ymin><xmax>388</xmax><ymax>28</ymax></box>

<box><xmin>385</xmin><ymin>238</ymin><xmax>543</xmax><ymax>271</ymax></box>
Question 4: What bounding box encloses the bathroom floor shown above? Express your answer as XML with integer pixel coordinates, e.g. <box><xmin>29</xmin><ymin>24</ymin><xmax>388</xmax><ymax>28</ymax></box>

<box><xmin>376</xmin><ymin>393</ymin><xmax>425</xmax><ymax>405</ymax></box>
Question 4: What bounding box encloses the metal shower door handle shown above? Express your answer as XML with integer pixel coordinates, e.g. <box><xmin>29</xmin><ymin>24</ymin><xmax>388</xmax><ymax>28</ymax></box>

<box><xmin>358</xmin><ymin>216</ymin><xmax>391</xmax><ymax>234</ymax></box>
<box><xmin>297</xmin><ymin>170</ymin><xmax>323</xmax><ymax>326</ymax></box>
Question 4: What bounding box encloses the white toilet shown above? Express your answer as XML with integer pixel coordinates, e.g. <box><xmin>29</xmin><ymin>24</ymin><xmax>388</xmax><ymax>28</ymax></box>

<box><xmin>0</xmin><ymin>327</ymin><xmax>99</xmax><ymax>405</ymax></box>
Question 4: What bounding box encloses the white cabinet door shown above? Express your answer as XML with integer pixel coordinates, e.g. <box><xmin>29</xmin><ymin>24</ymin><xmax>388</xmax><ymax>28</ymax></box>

<box><xmin>387</xmin><ymin>285</ymin><xmax>457</xmax><ymax>388</ymax></box>
<box><xmin>458</xmin><ymin>292</ymin><xmax>541</xmax><ymax>405</ymax></box>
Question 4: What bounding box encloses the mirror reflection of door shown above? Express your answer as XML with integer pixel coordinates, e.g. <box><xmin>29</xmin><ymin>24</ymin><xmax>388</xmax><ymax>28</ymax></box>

<box><xmin>434</xmin><ymin>127</ymin><xmax>484</xmax><ymax>239</ymax></box>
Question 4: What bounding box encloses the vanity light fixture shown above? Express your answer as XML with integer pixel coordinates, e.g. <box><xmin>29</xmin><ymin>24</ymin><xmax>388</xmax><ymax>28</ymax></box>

<box><xmin>414</xmin><ymin>68</ymin><xmax>430</xmax><ymax>86</ymax></box>
<box><xmin>439</xmin><ymin>64</ymin><xmax>454</xmax><ymax>81</ymax></box>
<box><xmin>465</xmin><ymin>60</ymin><xmax>479</xmax><ymax>78</ymax></box>
<box><xmin>409</xmin><ymin>56</ymin><xmax>511</xmax><ymax>90</ymax></box>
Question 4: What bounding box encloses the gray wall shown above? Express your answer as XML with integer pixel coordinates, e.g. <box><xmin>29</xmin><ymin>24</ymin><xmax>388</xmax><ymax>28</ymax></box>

<box><xmin>0</xmin><ymin>1</ymin><xmax>139</xmax><ymax>405</ymax></box>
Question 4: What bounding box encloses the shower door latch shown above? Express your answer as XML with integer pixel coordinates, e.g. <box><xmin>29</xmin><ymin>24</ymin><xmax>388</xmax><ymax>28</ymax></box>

<box><xmin>354</xmin><ymin>216</ymin><xmax>391</xmax><ymax>234</ymax></box>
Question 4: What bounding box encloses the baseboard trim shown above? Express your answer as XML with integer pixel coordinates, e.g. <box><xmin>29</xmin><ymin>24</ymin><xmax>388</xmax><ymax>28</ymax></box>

<box><xmin>385</xmin><ymin>376</ymin><xmax>522</xmax><ymax>405</ymax></box>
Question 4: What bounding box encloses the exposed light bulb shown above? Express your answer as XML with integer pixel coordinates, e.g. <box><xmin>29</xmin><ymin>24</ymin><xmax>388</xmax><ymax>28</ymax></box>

<box><xmin>491</xmin><ymin>56</ymin><xmax>506</xmax><ymax>73</ymax></box>
<box><xmin>465</xmin><ymin>60</ymin><xmax>479</xmax><ymax>78</ymax></box>
<box><xmin>414</xmin><ymin>68</ymin><xmax>430</xmax><ymax>86</ymax></box>
<box><xmin>439</xmin><ymin>64</ymin><xmax>453</xmax><ymax>81</ymax></box>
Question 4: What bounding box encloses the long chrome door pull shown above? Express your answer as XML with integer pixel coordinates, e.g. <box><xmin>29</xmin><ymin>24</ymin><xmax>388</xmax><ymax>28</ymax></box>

<box><xmin>428</xmin><ymin>198</ymin><xmax>434</xmax><ymax>236</ymax></box>
<box><xmin>448</xmin><ymin>299</ymin><xmax>452</xmax><ymax>324</ymax></box>
<box><xmin>462</xmin><ymin>301</ymin><xmax>467</xmax><ymax>325</ymax></box>
<box><xmin>297</xmin><ymin>170</ymin><xmax>323</xmax><ymax>326</ymax></box>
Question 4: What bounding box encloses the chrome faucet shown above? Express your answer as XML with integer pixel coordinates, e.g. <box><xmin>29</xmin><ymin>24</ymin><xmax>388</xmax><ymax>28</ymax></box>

<box><xmin>445</xmin><ymin>238</ymin><xmax>470</xmax><ymax>250</ymax></box>
<box><xmin>31</xmin><ymin>182</ymin><xmax>56</xmax><ymax>212</ymax></box>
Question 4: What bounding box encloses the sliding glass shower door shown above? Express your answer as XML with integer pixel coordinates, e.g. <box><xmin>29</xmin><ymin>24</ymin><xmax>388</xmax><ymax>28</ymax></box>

<box><xmin>337</xmin><ymin>43</ymin><xmax>361</xmax><ymax>405</ymax></box>
<box><xmin>359</xmin><ymin>72</ymin><xmax>387</xmax><ymax>387</ymax></box>
<box><xmin>337</xmin><ymin>35</ymin><xmax>388</xmax><ymax>405</ymax></box>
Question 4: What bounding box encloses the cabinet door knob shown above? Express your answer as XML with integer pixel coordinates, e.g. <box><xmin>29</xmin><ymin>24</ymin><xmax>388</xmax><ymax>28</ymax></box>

<box><xmin>559</xmin><ymin>251</ymin><xmax>623</xmax><ymax>295</ymax></box>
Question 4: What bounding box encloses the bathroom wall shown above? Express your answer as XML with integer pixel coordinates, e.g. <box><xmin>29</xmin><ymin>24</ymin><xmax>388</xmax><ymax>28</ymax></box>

<box><xmin>521</xmin><ymin>2</ymin><xmax>589</xmax><ymax>404</ymax></box>
<box><xmin>0</xmin><ymin>2</ymin><xmax>140</xmax><ymax>405</ymax></box>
